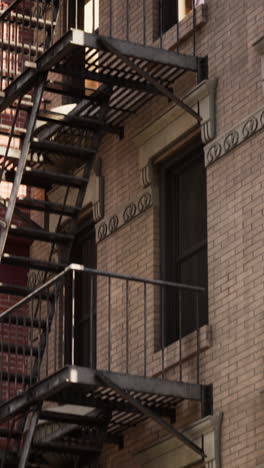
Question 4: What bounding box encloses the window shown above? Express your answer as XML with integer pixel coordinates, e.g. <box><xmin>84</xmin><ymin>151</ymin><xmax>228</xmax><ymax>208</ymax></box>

<box><xmin>159</xmin><ymin>0</ymin><xmax>204</xmax><ymax>35</ymax></box>
<box><xmin>160</xmin><ymin>139</ymin><xmax>208</xmax><ymax>346</ymax></box>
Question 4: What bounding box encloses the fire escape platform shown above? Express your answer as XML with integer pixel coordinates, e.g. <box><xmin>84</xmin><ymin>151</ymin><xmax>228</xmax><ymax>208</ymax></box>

<box><xmin>0</xmin><ymin>29</ymin><xmax>206</xmax><ymax>125</ymax></box>
<box><xmin>0</xmin><ymin>365</ymin><xmax>206</xmax><ymax>434</ymax></box>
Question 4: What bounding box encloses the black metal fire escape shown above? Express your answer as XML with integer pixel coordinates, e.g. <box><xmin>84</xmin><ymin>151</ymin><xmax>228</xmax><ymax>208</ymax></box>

<box><xmin>0</xmin><ymin>0</ymin><xmax>210</xmax><ymax>466</ymax></box>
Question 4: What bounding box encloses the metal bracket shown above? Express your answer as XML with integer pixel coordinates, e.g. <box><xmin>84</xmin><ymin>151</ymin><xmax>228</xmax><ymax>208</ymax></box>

<box><xmin>96</xmin><ymin>370</ymin><xmax>205</xmax><ymax>459</ymax></box>
<box><xmin>98</xmin><ymin>37</ymin><xmax>202</xmax><ymax>123</ymax></box>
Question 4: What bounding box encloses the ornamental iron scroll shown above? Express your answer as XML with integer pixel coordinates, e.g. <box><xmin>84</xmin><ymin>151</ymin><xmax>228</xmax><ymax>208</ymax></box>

<box><xmin>123</xmin><ymin>203</ymin><xmax>137</xmax><ymax>223</ymax></box>
<box><xmin>138</xmin><ymin>192</ymin><xmax>152</xmax><ymax>213</ymax></box>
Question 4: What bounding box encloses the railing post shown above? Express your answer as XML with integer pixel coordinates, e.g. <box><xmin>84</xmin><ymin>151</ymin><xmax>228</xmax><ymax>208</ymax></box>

<box><xmin>179</xmin><ymin>290</ymin><xmax>182</xmax><ymax>382</ymax></box>
<box><xmin>143</xmin><ymin>283</ymin><xmax>147</xmax><ymax>377</ymax></box>
<box><xmin>108</xmin><ymin>276</ymin><xmax>111</xmax><ymax>371</ymax></box>
<box><xmin>161</xmin><ymin>286</ymin><xmax>165</xmax><ymax>378</ymax></box>
<box><xmin>196</xmin><ymin>292</ymin><xmax>200</xmax><ymax>385</ymax></box>
<box><xmin>64</xmin><ymin>269</ymin><xmax>74</xmax><ymax>365</ymax></box>
<box><xmin>89</xmin><ymin>274</ymin><xmax>94</xmax><ymax>368</ymax></box>
<box><xmin>71</xmin><ymin>269</ymin><xmax>76</xmax><ymax>365</ymax></box>
<box><xmin>125</xmin><ymin>280</ymin><xmax>129</xmax><ymax>374</ymax></box>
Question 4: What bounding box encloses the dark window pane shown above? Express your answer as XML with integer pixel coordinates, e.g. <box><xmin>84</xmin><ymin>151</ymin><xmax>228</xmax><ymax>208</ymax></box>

<box><xmin>161</xmin><ymin>144</ymin><xmax>208</xmax><ymax>346</ymax></box>
<box><xmin>162</xmin><ymin>0</ymin><xmax>178</xmax><ymax>33</ymax></box>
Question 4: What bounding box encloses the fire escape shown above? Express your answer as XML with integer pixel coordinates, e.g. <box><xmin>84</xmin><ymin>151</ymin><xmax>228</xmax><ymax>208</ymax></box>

<box><xmin>0</xmin><ymin>1</ymin><xmax>211</xmax><ymax>466</ymax></box>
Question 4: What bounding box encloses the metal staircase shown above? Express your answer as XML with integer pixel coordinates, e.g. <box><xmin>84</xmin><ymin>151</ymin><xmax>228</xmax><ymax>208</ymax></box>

<box><xmin>0</xmin><ymin>1</ymin><xmax>210</xmax><ymax>466</ymax></box>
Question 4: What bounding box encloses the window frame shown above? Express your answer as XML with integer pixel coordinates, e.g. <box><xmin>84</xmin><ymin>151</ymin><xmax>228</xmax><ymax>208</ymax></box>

<box><xmin>159</xmin><ymin>137</ymin><xmax>208</xmax><ymax>347</ymax></box>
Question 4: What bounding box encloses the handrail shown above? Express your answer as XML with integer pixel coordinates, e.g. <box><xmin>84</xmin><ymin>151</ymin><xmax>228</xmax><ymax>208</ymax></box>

<box><xmin>0</xmin><ymin>263</ymin><xmax>206</xmax><ymax>402</ymax></box>
<box><xmin>1</xmin><ymin>263</ymin><xmax>205</xmax><ymax>318</ymax></box>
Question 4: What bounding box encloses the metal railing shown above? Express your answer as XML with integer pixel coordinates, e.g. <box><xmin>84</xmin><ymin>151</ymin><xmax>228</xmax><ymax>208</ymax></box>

<box><xmin>0</xmin><ymin>0</ymin><xmax>59</xmax><ymax>91</ymax></box>
<box><xmin>0</xmin><ymin>0</ymin><xmax>202</xmax><ymax>92</ymax></box>
<box><xmin>0</xmin><ymin>264</ymin><xmax>205</xmax><ymax>402</ymax></box>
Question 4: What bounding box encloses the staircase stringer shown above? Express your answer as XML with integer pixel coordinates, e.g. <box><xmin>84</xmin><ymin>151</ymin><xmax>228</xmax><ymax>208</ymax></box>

<box><xmin>0</xmin><ymin>75</ymin><xmax>48</xmax><ymax>261</ymax></box>
<box><xmin>44</xmin><ymin>86</ymin><xmax>114</xmax><ymax>272</ymax></box>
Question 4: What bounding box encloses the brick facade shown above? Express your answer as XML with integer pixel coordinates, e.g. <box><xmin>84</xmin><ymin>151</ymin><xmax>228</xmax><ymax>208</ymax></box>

<box><xmin>86</xmin><ymin>1</ymin><xmax>264</xmax><ymax>467</ymax></box>
<box><xmin>0</xmin><ymin>0</ymin><xmax>264</xmax><ymax>467</ymax></box>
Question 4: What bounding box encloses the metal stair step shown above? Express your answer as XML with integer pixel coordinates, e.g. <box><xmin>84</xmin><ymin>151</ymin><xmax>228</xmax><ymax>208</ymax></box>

<box><xmin>37</xmin><ymin>110</ymin><xmax>123</xmax><ymax>137</ymax></box>
<box><xmin>32</xmin><ymin>440</ymin><xmax>101</xmax><ymax>456</ymax></box>
<box><xmin>16</xmin><ymin>197</ymin><xmax>80</xmax><ymax>216</ymax></box>
<box><xmin>9</xmin><ymin>225</ymin><xmax>74</xmax><ymax>244</ymax></box>
<box><xmin>1</xmin><ymin>315</ymin><xmax>47</xmax><ymax>329</ymax></box>
<box><xmin>5</xmin><ymin>168</ymin><xmax>88</xmax><ymax>189</ymax></box>
<box><xmin>2</xmin><ymin>253</ymin><xmax>66</xmax><ymax>273</ymax></box>
<box><xmin>1</xmin><ymin>343</ymin><xmax>38</xmax><ymax>357</ymax></box>
<box><xmin>39</xmin><ymin>411</ymin><xmax>109</xmax><ymax>427</ymax></box>
<box><xmin>30</xmin><ymin>139</ymin><xmax>96</xmax><ymax>160</ymax></box>
<box><xmin>0</xmin><ymin>283</ymin><xmax>32</xmax><ymax>297</ymax></box>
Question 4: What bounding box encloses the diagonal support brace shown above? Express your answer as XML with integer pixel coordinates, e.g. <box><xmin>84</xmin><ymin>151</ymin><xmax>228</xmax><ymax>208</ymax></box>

<box><xmin>96</xmin><ymin>370</ymin><xmax>205</xmax><ymax>460</ymax></box>
<box><xmin>18</xmin><ymin>403</ymin><xmax>43</xmax><ymax>468</ymax></box>
<box><xmin>98</xmin><ymin>38</ymin><xmax>201</xmax><ymax>123</ymax></box>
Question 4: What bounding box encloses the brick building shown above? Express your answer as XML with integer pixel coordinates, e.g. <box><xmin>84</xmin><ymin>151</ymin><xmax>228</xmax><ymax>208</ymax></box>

<box><xmin>0</xmin><ymin>0</ymin><xmax>263</xmax><ymax>467</ymax></box>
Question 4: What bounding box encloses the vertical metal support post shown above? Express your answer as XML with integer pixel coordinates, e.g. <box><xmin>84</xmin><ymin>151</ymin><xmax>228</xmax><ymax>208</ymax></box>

<box><xmin>18</xmin><ymin>404</ymin><xmax>42</xmax><ymax>468</ymax></box>
<box><xmin>15</xmin><ymin>313</ymin><xmax>18</xmax><ymax>394</ymax></box>
<box><xmin>36</xmin><ymin>296</ymin><xmax>41</xmax><ymax>383</ymax></box>
<box><xmin>66</xmin><ymin>0</ymin><xmax>69</xmax><ymax>31</ymax></box>
<box><xmin>54</xmin><ymin>282</ymin><xmax>58</xmax><ymax>372</ymax></box>
<box><xmin>71</xmin><ymin>269</ymin><xmax>76</xmax><ymax>366</ymax></box>
<box><xmin>179</xmin><ymin>290</ymin><xmax>182</xmax><ymax>382</ymax></box>
<box><xmin>89</xmin><ymin>274</ymin><xmax>94</xmax><ymax>368</ymax></box>
<box><xmin>126</xmin><ymin>0</ymin><xmax>129</xmax><ymax>41</ymax></box>
<box><xmin>143</xmin><ymin>0</ymin><xmax>146</xmax><ymax>45</ymax></box>
<box><xmin>0</xmin><ymin>320</ymin><xmax>2</xmax><ymax>402</ymax></box>
<box><xmin>30</xmin><ymin>297</ymin><xmax>34</xmax><ymax>386</ymax></box>
<box><xmin>22</xmin><ymin>311</ymin><xmax>26</xmax><ymax>391</ymax></box>
<box><xmin>176</xmin><ymin>0</ymin><xmax>179</xmax><ymax>53</ymax></box>
<box><xmin>159</xmin><ymin>0</ymin><xmax>163</xmax><ymax>48</ymax></box>
<box><xmin>143</xmin><ymin>283</ymin><xmax>147</xmax><ymax>377</ymax></box>
<box><xmin>108</xmin><ymin>277</ymin><xmax>111</xmax><ymax>371</ymax></box>
<box><xmin>161</xmin><ymin>286</ymin><xmax>165</xmax><ymax>378</ymax></box>
<box><xmin>109</xmin><ymin>0</ymin><xmax>112</xmax><ymax>37</ymax></box>
<box><xmin>7</xmin><ymin>11</ymin><xmax>11</xmax><ymax>85</ymax></box>
<box><xmin>64</xmin><ymin>271</ymin><xmax>73</xmax><ymax>366</ymax></box>
<box><xmin>0</xmin><ymin>17</ymin><xmax>4</xmax><ymax>91</ymax></box>
<box><xmin>75</xmin><ymin>0</ymin><xmax>78</xmax><ymax>28</ymax></box>
<box><xmin>125</xmin><ymin>280</ymin><xmax>129</xmax><ymax>374</ymax></box>
<box><xmin>21</xmin><ymin>0</ymin><xmax>26</xmax><ymax>73</ymax></box>
<box><xmin>192</xmin><ymin>0</ymin><xmax>196</xmax><ymax>56</ymax></box>
<box><xmin>196</xmin><ymin>292</ymin><xmax>200</xmax><ymax>385</ymax></box>
<box><xmin>14</xmin><ymin>5</ymin><xmax>18</xmax><ymax>77</ymax></box>
<box><xmin>93</xmin><ymin>0</ymin><xmax>95</xmax><ymax>33</ymax></box>
<box><xmin>7</xmin><ymin>316</ymin><xmax>10</xmax><ymax>400</ymax></box>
